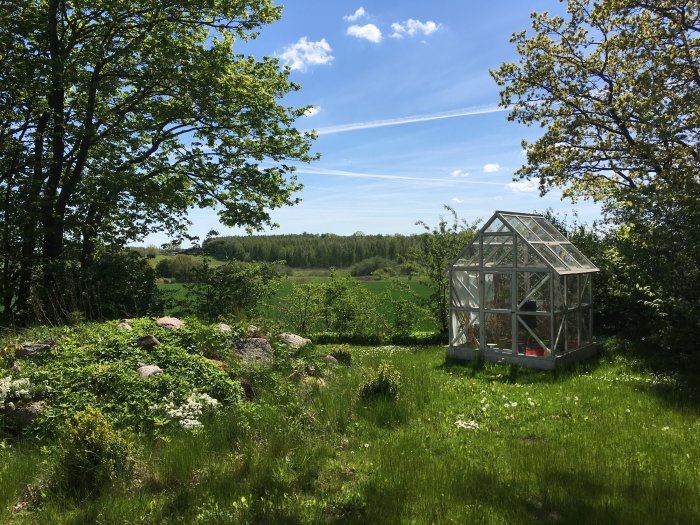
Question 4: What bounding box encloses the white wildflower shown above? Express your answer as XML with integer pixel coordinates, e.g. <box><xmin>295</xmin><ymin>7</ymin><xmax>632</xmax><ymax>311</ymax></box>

<box><xmin>455</xmin><ymin>419</ymin><xmax>479</xmax><ymax>430</ymax></box>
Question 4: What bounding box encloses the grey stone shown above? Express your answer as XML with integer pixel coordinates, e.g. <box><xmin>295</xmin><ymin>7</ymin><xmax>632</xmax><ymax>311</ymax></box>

<box><xmin>216</xmin><ymin>323</ymin><xmax>232</xmax><ymax>333</ymax></box>
<box><xmin>137</xmin><ymin>364</ymin><xmax>162</xmax><ymax>378</ymax></box>
<box><xmin>11</xmin><ymin>401</ymin><xmax>47</xmax><ymax>427</ymax></box>
<box><xmin>137</xmin><ymin>335</ymin><xmax>160</xmax><ymax>348</ymax></box>
<box><xmin>236</xmin><ymin>338</ymin><xmax>274</xmax><ymax>363</ymax></box>
<box><xmin>323</xmin><ymin>355</ymin><xmax>339</xmax><ymax>365</ymax></box>
<box><xmin>278</xmin><ymin>332</ymin><xmax>311</xmax><ymax>348</ymax></box>
<box><xmin>116</xmin><ymin>322</ymin><xmax>132</xmax><ymax>331</ymax></box>
<box><xmin>156</xmin><ymin>316</ymin><xmax>185</xmax><ymax>329</ymax></box>
<box><xmin>16</xmin><ymin>343</ymin><xmax>52</xmax><ymax>358</ymax></box>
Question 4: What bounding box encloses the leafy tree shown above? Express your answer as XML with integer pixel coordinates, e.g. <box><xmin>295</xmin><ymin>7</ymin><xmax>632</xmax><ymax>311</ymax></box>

<box><xmin>187</xmin><ymin>260</ymin><xmax>282</xmax><ymax>322</ymax></box>
<box><xmin>491</xmin><ymin>0</ymin><xmax>699</xmax><ymax>205</ymax></box>
<box><xmin>169</xmin><ymin>254</ymin><xmax>201</xmax><ymax>283</ymax></box>
<box><xmin>0</xmin><ymin>0</ymin><xmax>315</xmax><ymax>324</ymax></box>
<box><xmin>491</xmin><ymin>0</ymin><xmax>700</xmax><ymax>352</ymax></box>
<box><xmin>155</xmin><ymin>258</ymin><xmax>173</xmax><ymax>279</ymax></box>
<box><xmin>413</xmin><ymin>207</ymin><xmax>477</xmax><ymax>334</ymax></box>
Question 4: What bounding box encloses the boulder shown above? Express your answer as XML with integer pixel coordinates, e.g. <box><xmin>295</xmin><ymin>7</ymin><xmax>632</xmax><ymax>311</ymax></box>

<box><xmin>11</xmin><ymin>401</ymin><xmax>47</xmax><ymax>427</ymax></box>
<box><xmin>137</xmin><ymin>364</ymin><xmax>162</xmax><ymax>378</ymax></box>
<box><xmin>16</xmin><ymin>343</ymin><xmax>52</xmax><ymax>359</ymax></box>
<box><xmin>156</xmin><ymin>316</ymin><xmax>185</xmax><ymax>329</ymax></box>
<box><xmin>136</xmin><ymin>335</ymin><xmax>160</xmax><ymax>349</ymax></box>
<box><xmin>278</xmin><ymin>332</ymin><xmax>311</xmax><ymax>348</ymax></box>
<box><xmin>236</xmin><ymin>338</ymin><xmax>274</xmax><ymax>363</ymax></box>
<box><xmin>323</xmin><ymin>355</ymin><xmax>339</xmax><ymax>365</ymax></box>
<box><xmin>116</xmin><ymin>322</ymin><xmax>132</xmax><ymax>331</ymax></box>
<box><xmin>216</xmin><ymin>323</ymin><xmax>232</xmax><ymax>333</ymax></box>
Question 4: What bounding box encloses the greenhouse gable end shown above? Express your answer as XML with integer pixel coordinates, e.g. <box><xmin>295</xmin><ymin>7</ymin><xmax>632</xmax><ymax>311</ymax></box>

<box><xmin>446</xmin><ymin>211</ymin><xmax>600</xmax><ymax>370</ymax></box>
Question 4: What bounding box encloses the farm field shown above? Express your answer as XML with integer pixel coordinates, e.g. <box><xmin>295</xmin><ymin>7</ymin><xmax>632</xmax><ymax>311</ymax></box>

<box><xmin>1</xmin><ymin>320</ymin><xmax>699</xmax><ymax>524</ymax></box>
<box><xmin>158</xmin><ymin>271</ymin><xmax>439</xmax><ymax>332</ymax></box>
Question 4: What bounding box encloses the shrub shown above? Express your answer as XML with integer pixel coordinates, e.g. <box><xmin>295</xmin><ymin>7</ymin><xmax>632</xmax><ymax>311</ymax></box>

<box><xmin>155</xmin><ymin>258</ymin><xmax>173</xmax><ymax>278</ymax></box>
<box><xmin>80</xmin><ymin>250</ymin><xmax>160</xmax><ymax>319</ymax></box>
<box><xmin>350</xmin><ymin>256</ymin><xmax>393</xmax><ymax>277</ymax></box>
<box><xmin>359</xmin><ymin>361</ymin><xmax>400</xmax><ymax>400</ymax></box>
<box><xmin>330</xmin><ymin>344</ymin><xmax>352</xmax><ymax>365</ymax></box>
<box><xmin>55</xmin><ymin>406</ymin><xmax>134</xmax><ymax>498</ymax></box>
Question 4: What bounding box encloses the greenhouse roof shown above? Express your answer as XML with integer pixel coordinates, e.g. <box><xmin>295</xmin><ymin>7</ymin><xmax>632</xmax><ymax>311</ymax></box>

<box><xmin>451</xmin><ymin>211</ymin><xmax>599</xmax><ymax>274</ymax></box>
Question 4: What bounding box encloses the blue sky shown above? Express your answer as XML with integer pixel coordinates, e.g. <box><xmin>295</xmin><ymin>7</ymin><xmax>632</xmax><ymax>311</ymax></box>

<box><xmin>144</xmin><ymin>1</ymin><xmax>602</xmax><ymax>246</ymax></box>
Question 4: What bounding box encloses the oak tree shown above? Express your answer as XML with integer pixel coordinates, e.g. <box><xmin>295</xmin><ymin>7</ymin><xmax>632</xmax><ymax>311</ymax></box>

<box><xmin>0</xmin><ymin>0</ymin><xmax>316</xmax><ymax>322</ymax></box>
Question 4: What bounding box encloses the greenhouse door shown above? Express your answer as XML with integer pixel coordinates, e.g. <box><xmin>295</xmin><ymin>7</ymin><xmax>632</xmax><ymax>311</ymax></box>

<box><xmin>480</xmin><ymin>271</ymin><xmax>514</xmax><ymax>352</ymax></box>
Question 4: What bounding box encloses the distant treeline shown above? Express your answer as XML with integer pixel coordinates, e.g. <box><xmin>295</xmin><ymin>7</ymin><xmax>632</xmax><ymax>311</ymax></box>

<box><xmin>203</xmin><ymin>233</ymin><xmax>425</xmax><ymax>268</ymax></box>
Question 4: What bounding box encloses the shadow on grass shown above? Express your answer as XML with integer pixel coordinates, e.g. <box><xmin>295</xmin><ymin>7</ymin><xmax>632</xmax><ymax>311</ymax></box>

<box><xmin>583</xmin><ymin>336</ymin><xmax>700</xmax><ymax>410</ymax></box>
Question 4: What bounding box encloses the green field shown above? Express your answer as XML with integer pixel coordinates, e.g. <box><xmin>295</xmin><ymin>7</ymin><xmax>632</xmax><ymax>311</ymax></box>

<box><xmin>2</xmin><ymin>323</ymin><xmax>698</xmax><ymax>524</ymax></box>
<box><xmin>158</xmin><ymin>272</ymin><xmax>438</xmax><ymax>332</ymax></box>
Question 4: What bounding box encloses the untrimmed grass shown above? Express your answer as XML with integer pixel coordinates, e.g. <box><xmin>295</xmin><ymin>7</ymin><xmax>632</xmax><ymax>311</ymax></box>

<box><xmin>3</xmin><ymin>339</ymin><xmax>699</xmax><ymax>523</ymax></box>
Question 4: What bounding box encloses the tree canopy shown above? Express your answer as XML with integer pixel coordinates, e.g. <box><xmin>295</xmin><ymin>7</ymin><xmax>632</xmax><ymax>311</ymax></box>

<box><xmin>0</xmin><ymin>0</ymin><xmax>316</xmax><ymax>322</ymax></box>
<box><xmin>491</xmin><ymin>0</ymin><xmax>699</xmax><ymax>204</ymax></box>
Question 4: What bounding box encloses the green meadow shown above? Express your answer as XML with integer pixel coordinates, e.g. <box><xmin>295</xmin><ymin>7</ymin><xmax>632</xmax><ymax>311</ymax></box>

<box><xmin>1</xmin><ymin>321</ymin><xmax>698</xmax><ymax>524</ymax></box>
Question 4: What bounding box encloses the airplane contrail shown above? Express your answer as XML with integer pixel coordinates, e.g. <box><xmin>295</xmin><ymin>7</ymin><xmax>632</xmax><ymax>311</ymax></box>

<box><xmin>311</xmin><ymin>104</ymin><xmax>508</xmax><ymax>135</ymax></box>
<box><xmin>294</xmin><ymin>166</ymin><xmax>504</xmax><ymax>186</ymax></box>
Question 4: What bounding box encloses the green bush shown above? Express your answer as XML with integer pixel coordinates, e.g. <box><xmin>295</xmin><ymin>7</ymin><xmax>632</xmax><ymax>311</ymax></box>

<box><xmin>55</xmin><ymin>406</ymin><xmax>134</xmax><ymax>498</ymax></box>
<box><xmin>350</xmin><ymin>257</ymin><xmax>394</xmax><ymax>277</ymax></box>
<box><xmin>359</xmin><ymin>360</ymin><xmax>400</xmax><ymax>400</ymax></box>
<box><xmin>155</xmin><ymin>258</ymin><xmax>173</xmax><ymax>278</ymax></box>
<box><xmin>330</xmin><ymin>344</ymin><xmax>352</xmax><ymax>365</ymax></box>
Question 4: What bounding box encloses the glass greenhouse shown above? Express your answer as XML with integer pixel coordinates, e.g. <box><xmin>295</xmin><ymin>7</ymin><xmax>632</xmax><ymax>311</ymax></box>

<box><xmin>446</xmin><ymin>211</ymin><xmax>599</xmax><ymax>370</ymax></box>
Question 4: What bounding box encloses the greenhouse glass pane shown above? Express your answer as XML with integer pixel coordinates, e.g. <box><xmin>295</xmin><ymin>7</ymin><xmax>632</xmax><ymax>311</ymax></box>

<box><xmin>580</xmin><ymin>275</ymin><xmax>591</xmax><ymax>306</ymax></box>
<box><xmin>517</xmin><ymin>272</ymin><xmax>551</xmax><ymax>312</ymax></box>
<box><xmin>566</xmin><ymin>275</ymin><xmax>579</xmax><ymax>308</ymax></box>
<box><xmin>484</xmin><ymin>272</ymin><xmax>512</xmax><ymax>310</ymax></box>
<box><xmin>482</xmin><ymin>235</ymin><xmax>514</xmax><ymax>267</ymax></box>
<box><xmin>553</xmin><ymin>276</ymin><xmax>566</xmax><ymax>312</ymax></box>
<box><xmin>485</xmin><ymin>313</ymin><xmax>511</xmax><ymax>350</ymax></box>
<box><xmin>521</xmin><ymin>216</ymin><xmax>556</xmax><ymax>242</ymax></box>
<box><xmin>553</xmin><ymin>314</ymin><xmax>566</xmax><ymax>353</ymax></box>
<box><xmin>561</xmin><ymin>242</ymin><xmax>597</xmax><ymax>269</ymax></box>
<box><xmin>579</xmin><ymin>308</ymin><xmax>592</xmax><ymax>345</ymax></box>
<box><xmin>485</xmin><ymin>217</ymin><xmax>510</xmax><ymax>233</ymax></box>
<box><xmin>503</xmin><ymin>215</ymin><xmax>538</xmax><ymax>241</ymax></box>
<box><xmin>453</xmin><ymin>241</ymin><xmax>480</xmax><ymax>267</ymax></box>
<box><xmin>516</xmin><ymin>315</ymin><xmax>551</xmax><ymax>355</ymax></box>
<box><xmin>451</xmin><ymin>271</ymin><xmax>479</xmax><ymax>308</ymax></box>
<box><xmin>566</xmin><ymin>313</ymin><xmax>580</xmax><ymax>351</ymax></box>
<box><xmin>451</xmin><ymin>310</ymin><xmax>479</xmax><ymax>348</ymax></box>
<box><xmin>517</xmin><ymin>242</ymin><xmax>546</xmax><ymax>268</ymax></box>
<box><xmin>550</xmin><ymin>244</ymin><xmax>583</xmax><ymax>269</ymax></box>
<box><xmin>535</xmin><ymin>217</ymin><xmax>570</xmax><ymax>242</ymax></box>
<box><xmin>532</xmin><ymin>244</ymin><xmax>568</xmax><ymax>271</ymax></box>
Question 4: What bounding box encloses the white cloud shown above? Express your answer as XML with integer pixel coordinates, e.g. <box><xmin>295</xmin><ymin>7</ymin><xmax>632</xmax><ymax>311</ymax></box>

<box><xmin>343</xmin><ymin>7</ymin><xmax>366</xmax><ymax>22</ymax></box>
<box><xmin>311</xmin><ymin>104</ymin><xmax>507</xmax><ymax>135</ymax></box>
<box><xmin>303</xmin><ymin>106</ymin><xmax>320</xmax><ymax>117</ymax></box>
<box><xmin>483</xmin><ymin>163</ymin><xmax>500</xmax><ymax>173</ymax></box>
<box><xmin>390</xmin><ymin>19</ymin><xmax>439</xmax><ymax>39</ymax></box>
<box><xmin>347</xmin><ymin>24</ymin><xmax>382</xmax><ymax>43</ymax></box>
<box><xmin>506</xmin><ymin>179</ymin><xmax>539</xmax><ymax>192</ymax></box>
<box><xmin>452</xmin><ymin>197</ymin><xmax>464</xmax><ymax>203</ymax></box>
<box><xmin>450</xmin><ymin>169</ymin><xmax>469</xmax><ymax>177</ymax></box>
<box><xmin>279</xmin><ymin>37</ymin><xmax>333</xmax><ymax>71</ymax></box>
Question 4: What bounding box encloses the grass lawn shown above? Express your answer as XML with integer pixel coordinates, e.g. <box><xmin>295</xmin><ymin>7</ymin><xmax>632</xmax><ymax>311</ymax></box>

<box><xmin>2</xmin><ymin>331</ymin><xmax>698</xmax><ymax>524</ymax></box>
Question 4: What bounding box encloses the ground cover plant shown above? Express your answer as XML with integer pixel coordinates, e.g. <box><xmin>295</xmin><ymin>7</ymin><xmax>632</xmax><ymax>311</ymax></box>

<box><xmin>1</xmin><ymin>325</ymin><xmax>698</xmax><ymax>524</ymax></box>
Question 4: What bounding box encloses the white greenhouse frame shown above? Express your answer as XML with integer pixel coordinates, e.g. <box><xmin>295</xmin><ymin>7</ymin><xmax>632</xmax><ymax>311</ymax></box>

<box><xmin>446</xmin><ymin>211</ymin><xmax>600</xmax><ymax>370</ymax></box>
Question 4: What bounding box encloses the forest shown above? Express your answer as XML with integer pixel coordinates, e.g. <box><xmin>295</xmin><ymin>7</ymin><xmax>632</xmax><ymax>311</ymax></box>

<box><xmin>202</xmin><ymin>233</ymin><xmax>424</xmax><ymax>268</ymax></box>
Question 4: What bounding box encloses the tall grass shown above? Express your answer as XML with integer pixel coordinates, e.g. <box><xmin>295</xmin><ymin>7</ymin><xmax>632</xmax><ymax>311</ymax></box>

<box><xmin>3</xmin><ymin>342</ymin><xmax>699</xmax><ymax>523</ymax></box>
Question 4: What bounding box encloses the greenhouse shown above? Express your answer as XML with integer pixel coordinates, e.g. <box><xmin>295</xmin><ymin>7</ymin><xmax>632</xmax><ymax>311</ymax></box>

<box><xmin>446</xmin><ymin>211</ymin><xmax>599</xmax><ymax>370</ymax></box>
